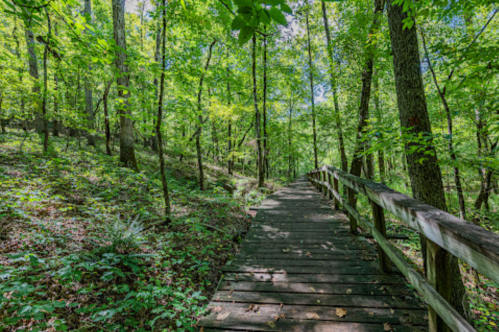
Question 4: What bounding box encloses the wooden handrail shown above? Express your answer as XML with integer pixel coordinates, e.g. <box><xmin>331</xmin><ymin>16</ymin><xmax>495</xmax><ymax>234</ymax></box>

<box><xmin>308</xmin><ymin>165</ymin><xmax>499</xmax><ymax>332</ymax></box>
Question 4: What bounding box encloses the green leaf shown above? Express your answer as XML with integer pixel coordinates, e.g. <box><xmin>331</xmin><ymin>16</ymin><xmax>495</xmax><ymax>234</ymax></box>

<box><xmin>269</xmin><ymin>7</ymin><xmax>287</xmax><ymax>25</ymax></box>
<box><xmin>280</xmin><ymin>3</ymin><xmax>292</xmax><ymax>14</ymax></box>
<box><xmin>259</xmin><ymin>10</ymin><xmax>271</xmax><ymax>25</ymax></box>
<box><xmin>232</xmin><ymin>15</ymin><xmax>247</xmax><ymax>30</ymax></box>
<box><xmin>238</xmin><ymin>26</ymin><xmax>254</xmax><ymax>46</ymax></box>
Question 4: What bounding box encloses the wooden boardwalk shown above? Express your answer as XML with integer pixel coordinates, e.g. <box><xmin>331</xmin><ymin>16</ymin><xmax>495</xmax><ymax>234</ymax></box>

<box><xmin>199</xmin><ymin>177</ymin><xmax>427</xmax><ymax>331</ymax></box>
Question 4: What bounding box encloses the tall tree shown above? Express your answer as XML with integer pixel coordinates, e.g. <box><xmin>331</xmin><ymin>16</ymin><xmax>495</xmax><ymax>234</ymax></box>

<box><xmin>253</xmin><ymin>35</ymin><xmax>264</xmax><ymax>188</ymax></box>
<box><xmin>195</xmin><ymin>39</ymin><xmax>217</xmax><ymax>190</ymax></box>
<box><xmin>111</xmin><ymin>0</ymin><xmax>138</xmax><ymax>171</ymax></box>
<box><xmin>84</xmin><ymin>0</ymin><xmax>95</xmax><ymax>146</ymax></box>
<box><xmin>305</xmin><ymin>9</ymin><xmax>318</xmax><ymax>169</ymax></box>
<box><xmin>156</xmin><ymin>0</ymin><xmax>171</xmax><ymax>217</ymax></box>
<box><xmin>321</xmin><ymin>0</ymin><xmax>347</xmax><ymax>174</ymax></box>
<box><xmin>24</xmin><ymin>27</ymin><xmax>43</xmax><ymax>133</ymax></box>
<box><xmin>386</xmin><ymin>1</ymin><xmax>469</xmax><ymax>330</ymax></box>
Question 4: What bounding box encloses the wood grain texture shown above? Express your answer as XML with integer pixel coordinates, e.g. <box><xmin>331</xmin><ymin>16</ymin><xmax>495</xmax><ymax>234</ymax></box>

<box><xmin>198</xmin><ymin>177</ymin><xmax>427</xmax><ymax>331</ymax></box>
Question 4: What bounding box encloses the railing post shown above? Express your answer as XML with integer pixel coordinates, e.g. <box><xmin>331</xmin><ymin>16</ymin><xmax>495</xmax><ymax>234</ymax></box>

<box><xmin>426</xmin><ymin>240</ymin><xmax>454</xmax><ymax>332</ymax></box>
<box><xmin>333</xmin><ymin>175</ymin><xmax>340</xmax><ymax>210</ymax></box>
<box><xmin>321</xmin><ymin>170</ymin><xmax>327</xmax><ymax>196</ymax></box>
<box><xmin>327</xmin><ymin>170</ymin><xmax>333</xmax><ymax>200</ymax></box>
<box><xmin>348</xmin><ymin>188</ymin><xmax>358</xmax><ymax>234</ymax></box>
<box><xmin>370</xmin><ymin>200</ymin><xmax>392</xmax><ymax>273</ymax></box>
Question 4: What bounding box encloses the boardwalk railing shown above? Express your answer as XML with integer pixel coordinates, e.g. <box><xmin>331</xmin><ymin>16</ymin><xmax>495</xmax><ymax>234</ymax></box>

<box><xmin>308</xmin><ymin>165</ymin><xmax>499</xmax><ymax>332</ymax></box>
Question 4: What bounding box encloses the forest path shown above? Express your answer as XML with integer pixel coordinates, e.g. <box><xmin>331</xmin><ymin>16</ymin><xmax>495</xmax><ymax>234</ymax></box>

<box><xmin>198</xmin><ymin>177</ymin><xmax>427</xmax><ymax>331</ymax></box>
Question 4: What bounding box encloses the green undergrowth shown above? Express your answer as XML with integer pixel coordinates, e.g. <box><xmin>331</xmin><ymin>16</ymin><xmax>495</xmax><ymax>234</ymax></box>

<box><xmin>0</xmin><ymin>131</ymin><xmax>285</xmax><ymax>332</ymax></box>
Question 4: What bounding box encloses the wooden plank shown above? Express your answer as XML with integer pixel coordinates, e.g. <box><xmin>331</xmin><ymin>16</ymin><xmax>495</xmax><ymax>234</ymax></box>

<box><xmin>203</xmin><ymin>302</ymin><xmax>427</xmax><ymax>325</ymax></box>
<box><xmin>221</xmin><ymin>265</ymin><xmax>390</xmax><ymax>274</ymax></box>
<box><xmin>239</xmin><ymin>248</ymin><xmax>374</xmax><ymax>255</ymax></box>
<box><xmin>225</xmin><ymin>259</ymin><xmax>381</xmax><ymax>269</ymax></box>
<box><xmin>223</xmin><ymin>273</ymin><xmax>406</xmax><ymax>284</ymax></box>
<box><xmin>201</xmin><ymin>321</ymin><xmax>425</xmax><ymax>332</ymax></box>
<box><xmin>236</xmin><ymin>253</ymin><xmax>376</xmax><ymax>260</ymax></box>
<box><xmin>211</xmin><ymin>291</ymin><xmax>424</xmax><ymax>309</ymax></box>
<box><xmin>218</xmin><ymin>281</ymin><xmax>411</xmax><ymax>296</ymax></box>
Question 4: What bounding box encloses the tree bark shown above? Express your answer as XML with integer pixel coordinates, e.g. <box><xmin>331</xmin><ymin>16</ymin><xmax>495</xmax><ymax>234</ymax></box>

<box><xmin>348</xmin><ymin>0</ymin><xmax>385</xmax><ymax>233</ymax></box>
<box><xmin>151</xmin><ymin>13</ymin><xmax>162</xmax><ymax>152</ymax></box>
<box><xmin>24</xmin><ymin>27</ymin><xmax>44</xmax><ymax>133</ymax></box>
<box><xmin>227</xmin><ymin>51</ymin><xmax>233</xmax><ymax>175</ymax></box>
<box><xmin>252</xmin><ymin>34</ymin><xmax>264</xmax><ymax>188</ymax></box>
<box><xmin>306</xmin><ymin>10</ymin><xmax>318</xmax><ymax>169</ymax></box>
<box><xmin>196</xmin><ymin>39</ymin><xmax>217</xmax><ymax>190</ymax></box>
<box><xmin>156</xmin><ymin>0</ymin><xmax>171</xmax><ymax>217</ymax></box>
<box><xmin>374</xmin><ymin>75</ymin><xmax>385</xmax><ymax>182</ymax></box>
<box><xmin>41</xmin><ymin>9</ymin><xmax>51</xmax><ymax>153</ymax></box>
<box><xmin>0</xmin><ymin>91</ymin><xmax>4</xmax><ymax>133</ymax></box>
<box><xmin>112</xmin><ymin>0</ymin><xmax>138</xmax><ymax>171</ymax></box>
<box><xmin>321</xmin><ymin>1</ymin><xmax>347</xmax><ymax>173</ymax></box>
<box><xmin>420</xmin><ymin>29</ymin><xmax>467</xmax><ymax>220</ymax></box>
<box><xmin>103</xmin><ymin>80</ymin><xmax>113</xmax><ymax>156</ymax></box>
<box><xmin>84</xmin><ymin>0</ymin><xmax>95</xmax><ymax>146</ymax></box>
<box><xmin>386</xmin><ymin>2</ymin><xmax>469</xmax><ymax>330</ymax></box>
<box><xmin>262</xmin><ymin>28</ymin><xmax>269</xmax><ymax>179</ymax></box>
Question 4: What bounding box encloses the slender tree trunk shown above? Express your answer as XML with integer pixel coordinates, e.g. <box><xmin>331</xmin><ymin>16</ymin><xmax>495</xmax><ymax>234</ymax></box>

<box><xmin>227</xmin><ymin>55</ymin><xmax>233</xmax><ymax>175</ymax></box>
<box><xmin>321</xmin><ymin>1</ymin><xmax>347</xmax><ymax>173</ymax></box>
<box><xmin>151</xmin><ymin>14</ymin><xmax>162</xmax><ymax>152</ymax></box>
<box><xmin>195</xmin><ymin>40</ymin><xmax>216</xmax><ymax>190</ymax></box>
<box><xmin>112</xmin><ymin>0</ymin><xmax>138</xmax><ymax>171</ymax></box>
<box><xmin>262</xmin><ymin>29</ymin><xmax>269</xmax><ymax>179</ymax></box>
<box><xmin>347</xmin><ymin>0</ymin><xmax>385</xmax><ymax>233</ymax></box>
<box><xmin>0</xmin><ymin>91</ymin><xmax>4</xmax><ymax>133</ymax></box>
<box><xmin>41</xmin><ymin>9</ymin><xmax>51</xmax><ymax>153</ymax></box>
<box><xmin>53</xmin><ymin>72</ymin><xmax>60</xmax><ymax>137</ymax></box>
<box><xmin>374</xmin><ymin>75</ymin><xmax>385</xmax><ymax>182</ymax></box>
<box><xmin>306</xmin><ymin>11</ymin><xmax>318</xmax><ymax>169</ymax></box>
<box><xmin>386</xmin><ymin>2</ymin><xmax>469</xmax><ymax>330</ymax></box>
<box><xmin>420</xmin><ymin>30</ymin><xmax>467</xmax><ymax>220</ymax></box>
<box><xmin>288</xmin><ymin>100</ymin><xmax>293</xmax><ymax>181</ymax></box>
<box><xmin>84</xmin><ymin>0</ymin><xmax>95</xmax><ymax>146</ymax></box>
<box><xmin>252</xmin><ymin>35</ymin><xmax>264</xmax><ymax>188</ymax></box>
<box><xmin>103</xmin><ymin>80</ymin><xmax>113</xmax><ymax>156</ymax></box>
<box><xmin>24</xmin><ymin>27</ymin><xmax>44</xmax><ymax>133</ymax></box>
<box><xmin>156</xmin><ymin>0</ymin><xmax>171</xmax><ymax>217</ymax></box>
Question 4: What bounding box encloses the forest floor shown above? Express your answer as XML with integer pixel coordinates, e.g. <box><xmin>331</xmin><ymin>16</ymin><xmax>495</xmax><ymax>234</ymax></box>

<box><xmin>0</xmin><ymin>131</ymin><xmax>284</xmax><ymax>332</ymax></box>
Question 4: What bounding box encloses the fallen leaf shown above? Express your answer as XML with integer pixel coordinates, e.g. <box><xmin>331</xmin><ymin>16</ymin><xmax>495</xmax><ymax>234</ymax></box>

<box><xmin>245</xmin><ymin>304</ymin><xmax>255</xmax><ymax>312</ymax></box>
<box><xmin>310</xmin><ymin>287</ymin><xmax>316</xmax><ymax>292</ymax></box>
<box><xmin>336</xmin><ymin>308</ymin><xmax>347</xmax><ymax>318</ymax></box>
<box><xmin>306</xmin><ymin>312</ymin><xmax>320</xmax><ymax>319</ymax></box>
<box><xmin>346</xmin><ymin>289</ymin><xmax>352</xmax><ymax>295</ymax></box>
<box><xmin>279</xmin><ymin>303</ymin><xmax>284</xmax><ymax>311</ymax></box>
<box><xmin>390</xmin><ymin>309</ymin><xmax>395</xmax><ymax>315</ymax></box>
<box><xmin>383</xmin><ymin>323</ymin><xmax>392</xmax><ymax>331</ymax></box>
<box><xmin>266</xmin><ymin>321</ymin><xmax>276</xmax><ymax>328</ymax></box>
<box><xmin>216</xmin><ymin>312</ymin><xmax>230</xmax><ymax>321</ymax></box>
<box><xmin>211</xmin><ymin>306</ymin><xmax>223</xmax><ymax>313</ymax></box>
<box><xmin>253</xmin><ymin>305</ymin><xmax>260</xmax><ymax>312</ymax></box>
<box><xmin>306</xmin><ymin>251</ymin><xmax>312</xmax><ymax>257</ymax></box>
<box><xmin>282</xmin><ymin>248</ymin><xmax>290</xmax><ymax>253</ymax></box>
<box><xmin>368</xmin><ymin>312</ymin><xmax>374</xmax><ymax>317</ymax></box>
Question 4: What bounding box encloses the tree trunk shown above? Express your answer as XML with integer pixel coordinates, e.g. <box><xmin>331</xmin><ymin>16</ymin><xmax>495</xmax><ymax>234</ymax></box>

<box><xmin>374</xmin><ymin>75</ymin><xmax>385</xmax><ymax>182</ymax></box>
<box><xmin>112</xmin><ymin>0</ymin><xmax>138</xmax><ymax>171</ymax></box>
<box><xmin>386</xmin><ymin>2</ymin><xmax>469</xmax><ymax>330</ymax></box>
<box><xmin>196</xmin><ymin>40</ymin><xmax>216</xmax><ymax>190</ymax></box>
<box><xmin>288</xmin><ymin>100</ymin><xmax>293</xmax><ymax>181</ymax></box>
<box><xmin>227</xmin><ymin>58</ymin><xmax>233</xmax><ymax>175</ymax></box>
<box><xmin>420</xmin><ymin>30</ymin><xmax>467</xmax><ymax>220</ymax></box>
<box><xmin>84</xmin><ymin>0</ymin><xmax>95</xmax><ymax>146</ymax></box>
<box><xmin>348</xmin><ymin>0</ymin><xmax>385</xmax><ymax>233</ymax></box>
<box><xmin>306</xmin><ymin>11</ymin><xmax>318</xmax><ymax>169</ymax></box>
<box><xmin>24</xmin><ymin>27</ymin><xmax>44</xmax><ymax>133</ymax></box>
<box><xmin>262</xmin><ymin>29</ymin><xmax>269</xmax><ymax>179</ymax></box>
<box><xmin>41</xmin><ymin>9</ymin><xmax>51</xmax><ymax>153</ymax></box>
<box><xmin>252</xmin><ymin>35</ymin><xmax>264</xmax><ymax>188</ymax></box>
<box><xmin>151</xmin><ymin>14</ymin><xmax>162</xmax><ymax>152</ymax></box>
<box><xmin>103</xmin><ymin>80</ymin><xmax>113</xmax><ymax>156</ymax></box>
<box><xmin>0</xmin><ymin>90</ymin><xmax>5</xmax><ymax>134</ymax></box>
<box><xmin>156</xmin><ymin>0</ymin><xmax>171</xmax><ymax>217</ymax></box>
<box><xmin>321</xmin><ymin>1</ymin><xmax>347</xmax><ymax>174</ymax></box>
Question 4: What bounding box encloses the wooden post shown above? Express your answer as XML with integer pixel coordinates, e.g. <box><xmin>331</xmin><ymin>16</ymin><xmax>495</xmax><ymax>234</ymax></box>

<box><xmin>327</xmin><ymin>171</ymin><xmax>333</xmax><ymax>200</ymax></box>
<box><xmin>348</xmin><ymin>189</ymin><xmax>358</xmax><ymax>234</ymax></box>
<box><xmin>426</xmin><ymin>240</ymin><xmax>454</xmax><ymax>332</ymax></box>
<box><xmin>370</xmin><ymin>200</ymin><xmax>392</xmax><ymax>273</ymax></box>
<box><xmin>333</xmin><ymin>176</ymin><xmax>340</xmax><ymax>210</ymax></box>
<box><xmin>322</xmin><ymin>170</ymin><xmax>327</xmax><ymax>196</ymax></box>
